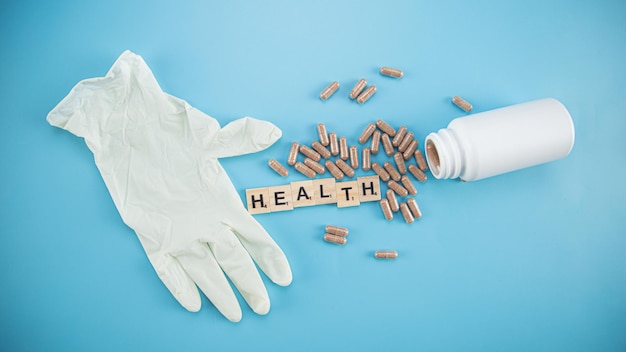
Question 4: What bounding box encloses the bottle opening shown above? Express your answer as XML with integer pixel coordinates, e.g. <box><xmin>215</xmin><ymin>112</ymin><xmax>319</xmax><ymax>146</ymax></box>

<box><xmin>426</xmin><ymin>139</ymin><xmax>440</xmax><ymax>176</ymax></box>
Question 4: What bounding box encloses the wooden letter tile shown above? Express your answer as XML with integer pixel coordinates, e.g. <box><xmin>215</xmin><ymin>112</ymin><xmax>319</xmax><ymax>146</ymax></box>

<box><xmin>246</xmin><ymin>188</ymin><xmax>271</xmax><ymax>214</ymax></box>
<box><xmin>357</xmin><ymin>175</ymin><xmax>381</xmax><ymax>202</ymax></box>
<box><xmin>268</xmin><ymin>185</ymin><xmax>294</xmax><ymax>212</ymax></box>
<box><xmin>313</xmin><ymin>177</ymin><xmax>337</xmax><ymax>205</ymax></box>
<box><xmin>335</xmin><ymin>180</ymin><xmax>360</xmax><ymax>208</ymax></box>
<box><xmin>290</xmin><ymin>180</ymin><xmax>316</xmax><ymax>208</ymax></box>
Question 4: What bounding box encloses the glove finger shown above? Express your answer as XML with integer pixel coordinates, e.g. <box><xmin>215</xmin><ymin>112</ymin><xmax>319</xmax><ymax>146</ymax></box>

<box><xmin>176</xmin><ymin>244</ymin><xmax>243</xmax><ymax>322</ymax></box>
<box><xmin>209</xmin><ymin>226</ymin><xmax>271</xmax><ymax>316</ymax></box>
<box><xmin>207</xmin><ymin>117</ymin><xmax>282</xmax><ymax>158</ymax></box>
<box><xmin>226</xmin><ymin>211</ymin><xmax>293</xmax><ymax>287</ymax></box>
<box><xmin>144</xmin><ymin>249</ymin><xmax>202</xmax><ymax>313</ymax></box>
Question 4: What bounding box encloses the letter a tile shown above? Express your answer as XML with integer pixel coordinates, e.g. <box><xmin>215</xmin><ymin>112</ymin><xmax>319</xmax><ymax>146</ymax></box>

<box><xmin>290</xmin><ymin>180</ymin><xmax>315</xmax><ymax>208</ymax></box>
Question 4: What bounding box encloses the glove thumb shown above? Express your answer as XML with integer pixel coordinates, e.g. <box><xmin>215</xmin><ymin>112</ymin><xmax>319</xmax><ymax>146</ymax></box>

<box><xmin>207</xmin><ymin>117</ymin><xmax>281</xmax><ymax>158</ymax></box>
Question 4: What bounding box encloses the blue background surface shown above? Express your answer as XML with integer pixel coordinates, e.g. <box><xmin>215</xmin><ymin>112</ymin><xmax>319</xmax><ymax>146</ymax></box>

<box><xmin>1</xmin><ymin>0</ymin><xmax>625</xmax><ymax>351</ymax></box>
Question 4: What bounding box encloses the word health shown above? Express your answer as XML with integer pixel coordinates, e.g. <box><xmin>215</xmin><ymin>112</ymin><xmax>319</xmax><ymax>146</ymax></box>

<box><xmin>245</xmin><ymin>176</ymin><xmax>381</xmax><ymax>214</ymax></box>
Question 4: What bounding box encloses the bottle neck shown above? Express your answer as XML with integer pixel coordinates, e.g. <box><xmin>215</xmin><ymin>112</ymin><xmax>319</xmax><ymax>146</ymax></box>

<box><xmin>425</xmin><ymin>128</ymin><xmax>464</xmax><ymax>179</ymax></box>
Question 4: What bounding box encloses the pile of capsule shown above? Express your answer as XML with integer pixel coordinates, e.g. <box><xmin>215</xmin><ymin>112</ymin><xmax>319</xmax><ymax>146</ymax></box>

<box><xmin>268</xmin><ymin>123</ymin><xmax>362</xmax><ymax>181</ymax></box>
<box><xmin>323</xmin><ymin>225</ymin><xmax>398</xmax><ymax>260</ymax></box>
<box><xmin>357</xmin><ymin>120</ymin><xmax>427</xmax><ymax>224</ymax></box>
<box><xmin>267</xmin><ymin>119</ymin><xmax>427</xmax><ymax>224</ymax></box>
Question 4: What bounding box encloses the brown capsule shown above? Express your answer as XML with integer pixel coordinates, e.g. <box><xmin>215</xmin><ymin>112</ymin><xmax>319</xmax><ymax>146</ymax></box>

<box><xmin>398</xmin><ymin>132</ymin><xmax>414</xmax><ymax>152</ymax></box>
<box><xmin>374</xmin><ymin>250</ymin><xmax>398</xmax><ymax>259</ymax></box>
<box><xmin>371</xmin><ymin>162</ymin><xmax>390</xmax><ymax>182</ymax></box>
<box><xmin>452</xmin><ymin>95</ymin><xmax>472</xmax><ymax>112</ymax></box>
<box><xmin>268</xmin><ymin>159</ymin><xmax>289</xmax><ymax>177</ymax></box>
<box><xmin>349</xmin><ymin>146</ymin><xmax>359</xmax><ymax>169</ymax></box>
<box><xmin>379</xmin><ymin>198</ymin><xmax>393</xmax><ymax>220</ymax></box>
<box><xmin>325</xmin><ymin>160</ymin><xmax>344</xmax><ymax>180</ymax></box>
<box><xmin>399</xmin><ymin>202</ymin><xmax>414</xmax><ymax>224</ymax></box>
<box><xmin>362</xmin><ymin>147</ymin><xmax>372</xmax><ymax>171</ymax></box>
<box><xmin>349</xmin><ymin>78</ymin><xmax>367</xmax><ymax>100</ymax></box>
<box><xmin>392</xmin><ymin>126</ymin><xmax>407</xmax><ymax>147</ymax></box>
<box><xmin>400</xmin><ymin>175</ymin><xmax>417</xmax><ymax>195</ymax></box>
<box><xmin>386</xmin><ymin>189</ymin><xmax>399</xmax><ymax>212</ymax></box>
<box><xmin>388</xmin><ymin>180</ymin><xmax>408</xmax><ymax>197</ymax></box>
<box><xmin>294</xmin><ymin>161</ymin><xmax>316</xmax><ymax>178</ymax></box>
<box><xmin>407</xmin><ymin>197</ymin><xmax>422</xmax><ymax>219</ymax></box>
<box><xmin>312</xmin><ymin>141</ymin><xmax>331</xmax><ymax>159</ymax></box>
<box><xmin>329</xmin><ymin>132</ymin><xmax>339</xmax><ymax>156</ymax></box>
<box><xmin>403</xmin><ymin>139</ymin><xmax>418</xmax><ymax>160</ymax></box>
<box><xmin>300</xmin><ymin>145</ymin><xmax>321</xmax><ymax>162</ymax></box>
<box><xmin>370</xmin><ymin>130</ymin><xmax>381</xmax><ymax>155</ymax></box>
<box><xmin>380</xmin><ymin>66</ymin><xmax>403</xmax><ymax>78</ymax></box>
<box><xmin>393</xmin><ymin>152</ymin><xmax>407</xmax><ymax>174</ymax></box>
<box><xmin>376</xmin><ymin>119</ymin><xmax>396</xmax><ymax>137</ymax></box>
<box><xmin>320</xmin><ymin>81</ymin><xmax>339</xmax><ymax>100</ymax></box>
<box><xmin>317</xmin><ymin>123</ymin><xmax>330</xmax><ymax>146</ymax></box>
<box><xmin>383</xmin><ymin>161</ymin><xmax>401</xmax><ymax>182</ymax></box>
<box><xmin>358</xmin><ymin>123</ymin><xmax>377</xmax><ymax>144</ymax></box>
<box><xmin>335</xmin><ymin>159</ymin><xmax>355</xmax><ymax>178</ymax></box>
<box><xmin>339</xmin><ymin>137</ymin><xmax>349</xmax><ymax>160</ymax></box>
<box><xmin>287</xmin><ymin>142</ymin><xmax>299</xmax><ymax>166</ymax></box>
<box><xmin>326</xmin><ymin>225</ymin><xmax>349</xmax><ymax>237</ymax></box>
<box><xmin>414</xmin><ymin>150</ymin><xmax>428</xmax><ymax>171</ymax></box>
<box><xmin>304</xmin><ymin>158</ymin><xmax>325</xmax><ymax>174</ymax></box>
<box><xmin>381</xmin><ymin>133</ymin><xmax>394</xmax><ymax>156</ymax></box>
<box><xmin>408</xmin><ymin>164</ymin><xmax>427</xmax><ymax>182</ymax></box>
<box><xmin>357</xmin><ymin>85</ymin><xmax>377</xmax><ymax>104</ymax></box>
<box><xmin>324</xmin><ymin>233</ymin><xmax>347</xmax><ymax>245</ymax></box>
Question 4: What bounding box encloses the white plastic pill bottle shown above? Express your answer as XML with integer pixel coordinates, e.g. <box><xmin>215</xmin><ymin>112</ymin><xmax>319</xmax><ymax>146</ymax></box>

<box><xmin>424</xmin><ymin>98</ymin><xmax>575</xmax><ymax>182</ymax></box>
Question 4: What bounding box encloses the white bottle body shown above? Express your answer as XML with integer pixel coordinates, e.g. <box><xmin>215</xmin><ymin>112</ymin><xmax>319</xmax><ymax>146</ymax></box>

<box><xmin>425</xmin><ymin>98</ymin><xmax>575</xmax><ymax>182</ymax></box>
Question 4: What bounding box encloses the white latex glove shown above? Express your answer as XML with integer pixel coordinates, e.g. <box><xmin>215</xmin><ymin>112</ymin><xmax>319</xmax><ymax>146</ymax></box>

<box><xmin>47</xmin><ymin>50</ymin><xmax>292</xmax><ymax>322</ymax></box>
